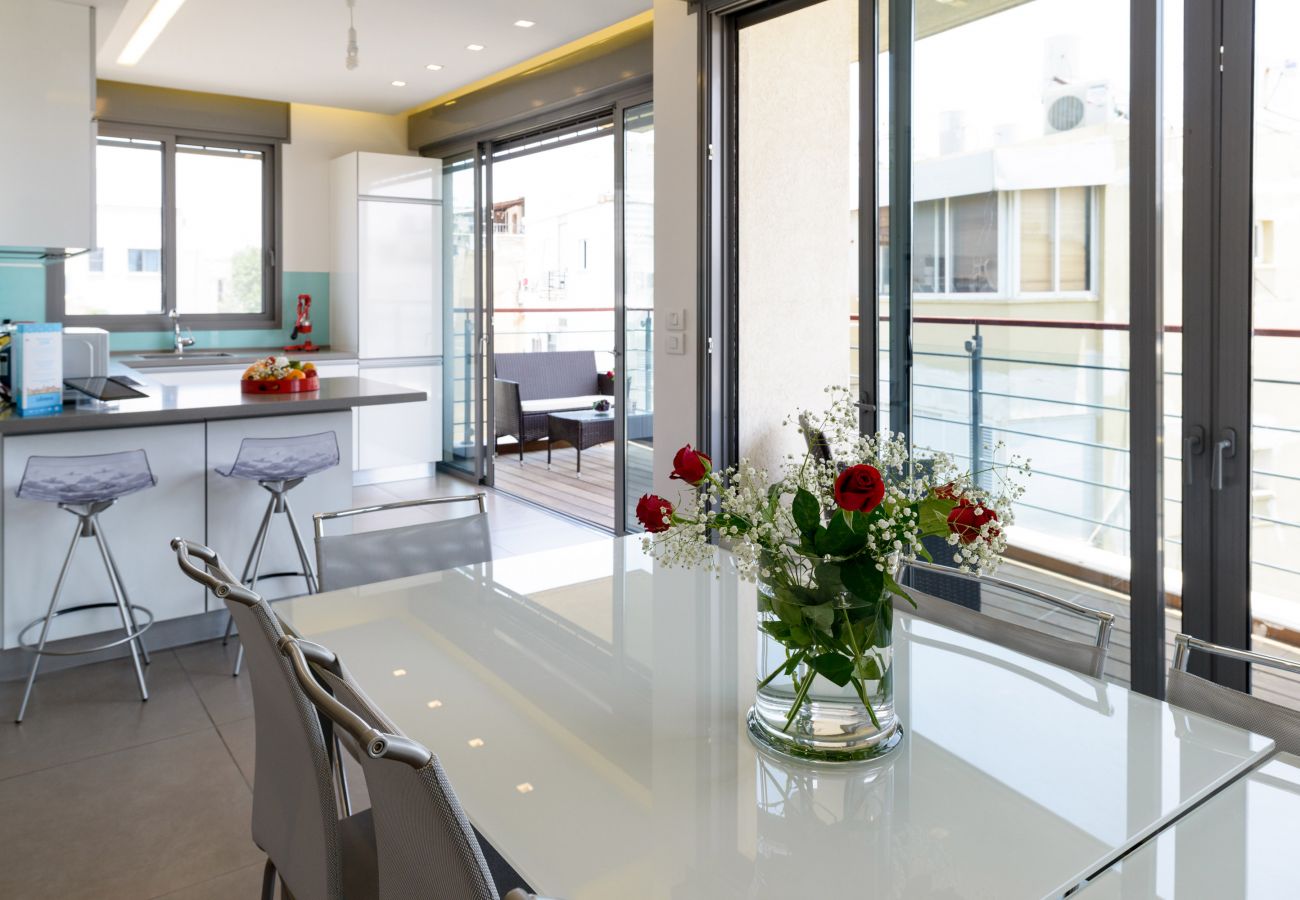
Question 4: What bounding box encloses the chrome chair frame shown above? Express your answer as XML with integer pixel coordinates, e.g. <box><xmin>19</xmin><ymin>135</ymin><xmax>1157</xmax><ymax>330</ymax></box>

<box><xmin>172</xmin><ymin>539</ymin><xmax>359</xmax><ymax>898</ymax></box>
<box><xmin>312</xmin><ymin>493</ymin><xmax>488</xmax><ymax>539</ymax></box>
<box><xmin>904</xmin><ymin>558</ymin><xmax>1116</xmax><ymax>651</ymax></box>
<box><xmin>280</xmin><ymin>635</ymin><xmax>546</xmax><ymax>900</ymax></box>
<box><xmin>1172</xmin><ymin>633</ymin><xmax>1300</xmax><ymax>677</ymax></box>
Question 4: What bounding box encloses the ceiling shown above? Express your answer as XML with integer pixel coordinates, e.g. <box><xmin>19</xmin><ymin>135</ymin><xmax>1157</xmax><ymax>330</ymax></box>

<box><xmin>91</xmin><ymin>0</ymin><xmax>652</xmax><ymax>116</ymax></box>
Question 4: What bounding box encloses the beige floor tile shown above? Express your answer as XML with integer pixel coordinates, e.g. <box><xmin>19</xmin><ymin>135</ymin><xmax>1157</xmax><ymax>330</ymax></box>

<box><xmin>173</xmin><ymin>639</ymin><xmax>254</xmax><ymax>725</ymax></box>
<box><xmin>0</xmin><ymin>728</ymin><xmax>261</xmax><ymax>900</ymax></box>
<box><xmin>150</xmin><ymin>863</ymin><xmax>268</xmax><ymax>900</ymax></box>
<box><xmin>0</xmin><ymin>651</ymin><xmax>212</xmax><ymax>781</ymax></box>
<box><xmin>215</xmin><ymin>715</ymin><xmax>255</xmax><ymax>789</ymax></box>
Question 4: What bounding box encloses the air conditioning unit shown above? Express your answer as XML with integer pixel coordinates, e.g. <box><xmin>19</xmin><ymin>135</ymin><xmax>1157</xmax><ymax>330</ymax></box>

<box><xmin>1043</xmin><ymin>81</ymin><xmax>1114</xmax><ymax>134</ymax></box>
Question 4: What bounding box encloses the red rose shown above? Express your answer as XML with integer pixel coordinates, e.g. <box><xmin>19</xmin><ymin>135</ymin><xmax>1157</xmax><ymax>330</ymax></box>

<box><xmin>947</xmin><ymin>500</ymin><xmax>999</xmax><ymax>544</ymax></box>
<box><xmin>669</xmin><ymin>445</ymin><xmax>712</xmax><ymax>485</ymax></box>
<box><xmin>834</xmin><ymin>464</ymin><xmax>886</xmax><ymax>513</ymax></box>
<box><xmin>636</xmin><ymin>494</ymin><xmax>675</xmax><ymax>533</ymax></box>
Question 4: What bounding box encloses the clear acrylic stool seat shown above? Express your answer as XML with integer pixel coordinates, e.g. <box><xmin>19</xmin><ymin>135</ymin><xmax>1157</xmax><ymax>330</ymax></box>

<box><xmin>218</xmin><ymin>431</ymin><xmax>339</xmax><ymax>676</ymax></box>
<box><xmin>14</xmin><ymin>450</ymin><xmax>157</xmax><ymax>723</ymax></box>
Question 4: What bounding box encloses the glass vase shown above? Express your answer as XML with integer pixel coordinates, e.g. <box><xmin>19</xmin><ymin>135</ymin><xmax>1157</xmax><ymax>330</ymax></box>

<box><xmin>747</xmin><ymin>579</ymin><xmax>903</xmax><ymax>763</ymax></box>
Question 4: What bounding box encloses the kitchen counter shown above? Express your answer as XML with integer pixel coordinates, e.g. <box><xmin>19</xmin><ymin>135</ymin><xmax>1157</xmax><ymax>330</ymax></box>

<box><xmin>0</xmin><ymin>376</ymin><xmax>423</xmax><ymax>435</ymax></box>
<box><xmin>114</xmin><ymin>347</ymin><xmax>360</xmax><ymax>369</ymax></box>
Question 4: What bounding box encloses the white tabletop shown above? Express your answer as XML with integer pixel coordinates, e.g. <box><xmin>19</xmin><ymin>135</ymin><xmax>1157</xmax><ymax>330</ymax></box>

<box><xmin>1075</xmin><ymin>751</ymin><xmax>1300</xmax><ymax>898</ymax></box>
<box><xmin>275</xmin><ymin>536</ymin><xmax>1273</xmax><ymax>900</ymax></box>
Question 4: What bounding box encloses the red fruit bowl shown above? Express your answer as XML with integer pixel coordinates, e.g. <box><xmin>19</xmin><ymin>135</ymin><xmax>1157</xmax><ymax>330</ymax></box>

<box><xmin>241</xmin><ymin>375</ymin><xmax>320</xmax><ymax>394</ymax></box>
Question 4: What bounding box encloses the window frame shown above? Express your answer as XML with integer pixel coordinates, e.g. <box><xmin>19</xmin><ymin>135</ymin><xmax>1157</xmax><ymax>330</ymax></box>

<box><xmin>47</xmin><ymin>124</ymin><xmax>281</xmax><ymax>331</ymax></box>
<box><xmin>1010</xmin><ymin>185</ymin><xmax>1099</xmax><ymax>300</ymax></box>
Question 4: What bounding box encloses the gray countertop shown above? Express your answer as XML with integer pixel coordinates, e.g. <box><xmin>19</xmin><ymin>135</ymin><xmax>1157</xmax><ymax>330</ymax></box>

<box><xmin>0</xmin><ymin>376</ymin><xmax>425</xmax><ymax>436</ymax></box>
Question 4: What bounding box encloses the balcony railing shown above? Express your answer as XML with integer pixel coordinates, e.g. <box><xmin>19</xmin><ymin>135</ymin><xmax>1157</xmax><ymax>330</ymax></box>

<box><xmin>850</xmin><ymin>314</ymin><xmax>1300</xmax><ymax>629</ymax></box>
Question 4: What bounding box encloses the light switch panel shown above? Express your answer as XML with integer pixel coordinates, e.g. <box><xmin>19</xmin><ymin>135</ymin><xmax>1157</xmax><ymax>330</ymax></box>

<box><xmin>667</xmin><ymin>334</ymin><xmax>685</xmax><ymax>355</ymax></box>
<box><xmin>667</xmin><ymin>309</ymin><xmax>686</xmax><ymax>331</ymax></box>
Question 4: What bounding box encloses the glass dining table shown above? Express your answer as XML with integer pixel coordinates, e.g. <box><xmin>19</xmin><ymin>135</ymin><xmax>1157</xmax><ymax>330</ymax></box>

<box><xmin>273</xmin><ymin>536</ymin><xmax>1274</xmax><ymax>900</ymax></box>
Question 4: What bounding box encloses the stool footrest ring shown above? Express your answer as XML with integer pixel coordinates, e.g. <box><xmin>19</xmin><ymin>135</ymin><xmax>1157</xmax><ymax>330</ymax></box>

<box><xmin>18</xmin><ymin>603</ymin><xmax>155</xmax><ymax>657</ymax></box>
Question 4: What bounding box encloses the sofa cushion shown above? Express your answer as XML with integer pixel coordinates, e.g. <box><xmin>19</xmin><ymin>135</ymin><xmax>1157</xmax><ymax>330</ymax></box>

<box><xmin>520</xmin><ymin>395</ymin><xmax>612</xmax><ymax>414</ymax></box>
<box><xmin>495</xmin><ymin>351</ymin><xmax>600</xmax><ymax>401</ymax></box>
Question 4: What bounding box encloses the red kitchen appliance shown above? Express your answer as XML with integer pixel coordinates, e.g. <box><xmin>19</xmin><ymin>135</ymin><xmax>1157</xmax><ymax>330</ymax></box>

<box><xmin>284</xmin><ymin>293</ymin><xmax>320</xmax><ymax>352</ymax></box>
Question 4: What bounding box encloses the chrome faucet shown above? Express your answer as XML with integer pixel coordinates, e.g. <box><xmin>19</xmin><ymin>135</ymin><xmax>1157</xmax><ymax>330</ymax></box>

<box><xmin>168</xmin><ymin>309</ymin><xmax>195</xmax><ymax>355</ymax></box>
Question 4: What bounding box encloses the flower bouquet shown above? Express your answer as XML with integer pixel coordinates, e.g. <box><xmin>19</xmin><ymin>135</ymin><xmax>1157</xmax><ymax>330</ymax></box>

<box><xmin>639</xmin><ymin>388</ymin><xmax>1025</xmax><ymax>762</ymax></box>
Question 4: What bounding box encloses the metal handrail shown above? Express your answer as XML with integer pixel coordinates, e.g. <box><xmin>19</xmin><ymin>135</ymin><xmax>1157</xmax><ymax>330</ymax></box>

<box><xmin>904</xmin><ymin>558</ymin><xmax>1116</xmax><ymax>651</ymax></box>
<box><xmin>312</xmin><ymin>493</ymin><xmax>487</xmax><ymax>539</ymax></box>
<box><xmin>1172</xmin><ymin>633</ymin><xmax>1300</xmax><ymax>677</ymax></box>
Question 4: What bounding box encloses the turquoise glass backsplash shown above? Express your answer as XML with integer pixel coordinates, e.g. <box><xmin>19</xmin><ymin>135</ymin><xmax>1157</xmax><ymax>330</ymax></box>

<box><xmin>0</xmin><ymin>267</ymin><xmax>330</xmax><ymax>351</ymax></box>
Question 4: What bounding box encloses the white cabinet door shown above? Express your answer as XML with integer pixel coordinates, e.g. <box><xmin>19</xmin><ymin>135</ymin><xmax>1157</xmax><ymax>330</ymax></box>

<box><xmin>357</xmin><ymin>364</ymin><xmax>442</xmax><ymax>471</ymax></box>
<box><xmin>0</xmin><ymin>0</ymin><xmax>93</xmax><ymax>250</ymax></box>
<box><xmin>206</xmin><ymin>411</ymin><xmax>354</xmax><ymax>603</ymax></box>
<box><xmin>357</xmin><ymin>153</ymin><xmax>439</xmax><ymax>201</ymax></box>
<box><xmin>358</xmin><ymin>200</ymin><xmax>440</xmax><ymax>359</ymax></box>
<box><xmin>2</xmin><ymin>424</ymin><xmax>207</xmax><ymax>649</ymax></box>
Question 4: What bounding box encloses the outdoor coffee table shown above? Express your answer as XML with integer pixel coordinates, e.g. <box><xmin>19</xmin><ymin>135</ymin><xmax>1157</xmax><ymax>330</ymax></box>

<box><xmin>547</xmin><ymin>409</ymin><xmax>615</xmax><ymax>473</ymax></box>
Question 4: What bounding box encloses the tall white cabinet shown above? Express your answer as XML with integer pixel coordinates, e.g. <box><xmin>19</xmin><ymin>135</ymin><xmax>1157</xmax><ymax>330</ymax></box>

<box><xmin>331</xmin><ymin>152</ymin><xmax>444</xmax><ymax>480</ymax></box>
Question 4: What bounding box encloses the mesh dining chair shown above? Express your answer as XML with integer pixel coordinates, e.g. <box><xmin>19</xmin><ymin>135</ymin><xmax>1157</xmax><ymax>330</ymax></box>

<box><xmin>279</xmin><ymin>636</ymin><xmax>550</xmax><ymax>900</ymax></box>
<box><xmin>896</xmin><ymin>559</ymin><xmax>1116</xmax><ymax>679</ymax></box>
<box><xmin>313</xmin><ymin>494</ymin><xmax>492</xmax><ymax>592</ymax></box>
<box><xmin>171</xmin><ymin>538</ymin><xmax>363</xmax><ymax>900</ymax></box>
<box><xmin>1168</xmin><ymin>633</ymin><xmax>1300</xmax><ymax>755</ymax></box>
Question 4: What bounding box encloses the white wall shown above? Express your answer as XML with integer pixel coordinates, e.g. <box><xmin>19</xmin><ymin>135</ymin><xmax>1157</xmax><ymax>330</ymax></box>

<box><xmin>651</xmin><ymin>0</ymin><xmax>700</xmax><ymax>497</ymax></box>
<box><xmin>282</xmin><ymin>103</ymin><xmax>409</xmax><ymax>271</ymax></box>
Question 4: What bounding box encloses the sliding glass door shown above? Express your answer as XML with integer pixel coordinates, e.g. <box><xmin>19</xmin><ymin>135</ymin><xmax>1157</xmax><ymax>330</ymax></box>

<box><xmin>441</xmin><ymin>104</ymin><xmax>654</xmax><ymax>534</ymax></box>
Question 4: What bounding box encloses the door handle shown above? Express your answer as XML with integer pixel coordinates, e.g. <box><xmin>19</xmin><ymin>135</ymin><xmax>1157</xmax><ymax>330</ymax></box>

<box><xmin>1183</xmin><ymin>426</ymin><xmax>1205</xmax><ymax>487</ymax></box>
<box><xmin>1211</xmin><ymin>428</ymin><xmax>1237</xmax><ymax>492</ymax></box>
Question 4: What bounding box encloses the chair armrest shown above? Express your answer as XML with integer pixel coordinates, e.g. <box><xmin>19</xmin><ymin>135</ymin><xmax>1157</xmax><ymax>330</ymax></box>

<box><xmin>504</xmin><ymin>891</ymin><xmax>562</xmax><ymax>900</ymax></box>
<box><xmin>597</xmin><ymin>371</ymin><xmax>615</xmax><ymax>396</ymax></box>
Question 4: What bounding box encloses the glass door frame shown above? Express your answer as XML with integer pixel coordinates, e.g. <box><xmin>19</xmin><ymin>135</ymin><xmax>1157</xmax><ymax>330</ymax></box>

<box><xmin>697</xmin><ymin>0</ymin><xmax>1171</xmax><ymax>696</ymax></box>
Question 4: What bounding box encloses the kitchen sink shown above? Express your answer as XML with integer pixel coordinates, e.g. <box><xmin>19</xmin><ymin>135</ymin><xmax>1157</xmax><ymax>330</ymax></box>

<box><xmin>137</xmin><ymin>351</ymin><xmax>235</xmax><ymax>359</ymax></box>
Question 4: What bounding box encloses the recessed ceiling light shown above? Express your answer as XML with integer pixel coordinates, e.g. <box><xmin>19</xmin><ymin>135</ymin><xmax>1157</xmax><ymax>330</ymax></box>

<box><xmin>466</xmin><ymin>43</ymin><xmax>485</xmax><ymax>51</ymax></box>
<box><xmin>426</xmin><ymin>699</ymin><xmax>442</xmax><ymax>709</ymax></box>
<box><xmin>425</xmin><ymin>63</ymin><xmax>443</xmax><ymax>71</ymax></box>
<box><xmin>468</xmin><ymin>738</ymin><xmax>485</xmax><ymax>748</ymax></box>
<box><xmin>516</xmin><ymin>782</ymin><xmax>534</xmax><ymax>793</ymax></box>
<box><xmin>514</xmin><ymin>20</ymin><xmax>535</xmax><ymax>28</ymax></box>
<box><xmin>392</xmin><ymin>668</ymin><xmax>407</xmax><ymax>677</ymax></box>
<box><xmin>117</xmin><ymin>0</ymin><xmax>188</xmax><ymax>66</ymax></box>
<box><xmin>391</xmin><ymin>80</ymin><xmax>406</xmax><ymax>87</ymax></box>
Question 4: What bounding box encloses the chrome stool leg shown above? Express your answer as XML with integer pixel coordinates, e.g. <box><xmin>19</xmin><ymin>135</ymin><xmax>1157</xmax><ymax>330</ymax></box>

<box><xmin>90</xmin><ymin>516</ymin><xmax>148</xmax><ymax>703</ymax></box>
<box><xmin>228</xmin><ymin>493</ymin><xmax>276</xmax><ymax>676</ymax></box>
<box><xmin>15</xmin><ymin>522</ymin><xmax>81</xmax><ymax>723</ymax></box>
<box><xmin>15</xmin><ymin>505</ymin><xmax>154</xmax><ymax>723</ymax></box>
<box><xmin>96</xmin><ymin>517</ymin><xmax>151</xmax><ymax>667</ymax></box>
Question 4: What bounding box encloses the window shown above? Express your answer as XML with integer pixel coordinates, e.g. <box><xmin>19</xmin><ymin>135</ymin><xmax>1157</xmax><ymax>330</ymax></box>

<box><xmin>950</xmin><ymin>192</ymin><xmax>999</xmax><ymax>293</ymax></box>
<box><xmin>1018</xmin><ymin>186</ymin><xmax>1092</xmax><ymax>293</ymax></box>
<box><xmin>52</xmin><ymin>129</ymin><xmax>278</xmax><ymax>328</ymax></box>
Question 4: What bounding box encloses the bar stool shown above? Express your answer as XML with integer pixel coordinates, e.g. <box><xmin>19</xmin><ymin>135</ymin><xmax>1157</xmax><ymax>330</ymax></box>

<box><xmin>14</xmin><ymin>450</ymin><xmax>157</xmax><ymax>723</ymax></box>
<box><xmin>218</xmin><ymin>431</ymin><xmax>339</xmax><ymax>676</ymax></box>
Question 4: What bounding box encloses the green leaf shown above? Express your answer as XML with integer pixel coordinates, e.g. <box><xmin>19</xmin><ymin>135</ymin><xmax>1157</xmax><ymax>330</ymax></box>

<box><xmin>792</xmin><ymin>488</ymin><xmax>821</xmax><ymax>537</ymax></box>
<box><xmin>789</xmin><ymin>625</ymin><xmax>815</xmax><ymax>647</ymax></box>
<box><xmin>883</xmin><ymin>572</ymin><xmax>917</xmax><ymax>609</ymax></box>
<box><xmin>918</xmin><ymin>495</ymin><xmax>958</xmax><ymax>538</ymax></box>
<box><xmin>771</xmin><ymin>596</ymin><xmax>803</xmax><ymax>627</ymax></box>
<box><xmin>855</xmin><ymin>656</ymin><xmax>883</xmax><ymax>681</ymax></box>
<box><xmin>815</xmin><ymin>509</ymin><xmax>866</xmax><ymax>557</ymax></box>
<box><xmin>840</xmin><ymin>557</ymin><xmax>884</xmax><ymax>602</ymax></box>
<box><xmin>759</xmin><ymin>619</ymin><xmax>791</xmax><ymax>641</ymax></box>
<box><xmin>808</xmin><ymin>652</ymin><xmax>855</xmax><ymax>687</ymax></box>
<box><xmin>814</xmin><ymin>562</ymin><xmax>844</xmax><ymax>593</ymax></box>
<box><xmin>803</xmin><ymin>602</ymin><xmax>835</xmax><ymax>634</ymax></box>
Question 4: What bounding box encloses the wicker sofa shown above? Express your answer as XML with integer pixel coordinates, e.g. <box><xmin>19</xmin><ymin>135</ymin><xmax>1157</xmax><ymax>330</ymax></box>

<box><xmin>494</xmin><ymin>351</ymin><xmax>614</xmax><ymax>460</ymax></box>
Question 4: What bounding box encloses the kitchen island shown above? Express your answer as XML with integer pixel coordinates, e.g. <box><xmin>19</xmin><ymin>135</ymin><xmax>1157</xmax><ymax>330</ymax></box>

<box><xmin>0</xmin><ymin>376</ymin><xmax>424</xmax><ymax>670</ymax></box>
